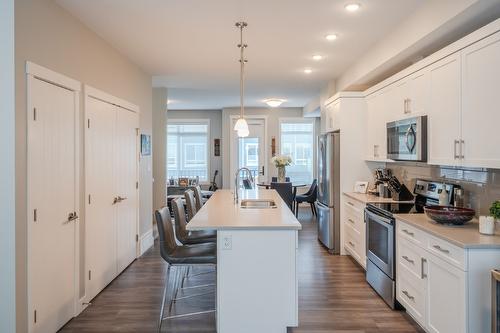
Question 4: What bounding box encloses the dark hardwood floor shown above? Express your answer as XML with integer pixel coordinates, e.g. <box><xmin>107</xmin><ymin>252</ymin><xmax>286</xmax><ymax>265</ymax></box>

<box><xmin>61</xmin><ymin>207</ymin><xmax>424</xmax><ymax>333</ymax></box>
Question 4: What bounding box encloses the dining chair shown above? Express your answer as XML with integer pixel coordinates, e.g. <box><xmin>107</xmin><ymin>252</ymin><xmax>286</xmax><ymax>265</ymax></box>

<box><xmin>271</xmin><ymin>176</ymin><xmax>290</xmax><ymax>182</ymax></box>
<box><xmin>295</xmin><ymin>179</ymin><xmax>317</xmax><ymax>217</ymax></box>
<box><xmin>270</xmin><ymin>182</ymin><xmax>294</xmax><ymax>210</ymax></box>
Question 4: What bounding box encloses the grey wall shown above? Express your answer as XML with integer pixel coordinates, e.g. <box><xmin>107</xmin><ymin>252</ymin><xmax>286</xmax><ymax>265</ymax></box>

<box><xmin>167</xmin><ymin>110</ymin><xmax>223</xmax><ymax>188</ymax></box>
<box><xmin>1</xmin><ymin>0</ymin><xmax>16</xmax><ymax>331</ymax></box>
<box><xmin>381</xmin><ymin>162</ymin><xmax>500</xmax><ymax>216</ymax></box>
<box><xmin>15</xmin><ymin>0</ymin><xmax>153</xmax><ymax>331</ymax></box>
<box><xmin>153</xmin><ymin>88</ymin><xmax>168</xmax><ymax>214</ymax></box>
<box><xmin>221</xmin><ymin>107</ymin><xmax>320</xmax><ymax>189</ymax></box>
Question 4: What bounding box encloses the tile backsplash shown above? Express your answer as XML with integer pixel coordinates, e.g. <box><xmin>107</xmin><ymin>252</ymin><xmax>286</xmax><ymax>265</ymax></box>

<box><xmin>377</xmin><ymin>162</ymin><xmax>500</xmax><ymax>216</ymax></box>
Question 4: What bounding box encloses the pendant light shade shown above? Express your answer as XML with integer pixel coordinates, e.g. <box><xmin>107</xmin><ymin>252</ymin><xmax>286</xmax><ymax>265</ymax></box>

<box><xmin>237</xmin><ymin>127</ymin><xmax>249</xmax><ymax>138</ymax></box>
<box><xmin>234</xmin><ymin>117</ymin><xmax>249</xmax><ymax>132</ymax></box>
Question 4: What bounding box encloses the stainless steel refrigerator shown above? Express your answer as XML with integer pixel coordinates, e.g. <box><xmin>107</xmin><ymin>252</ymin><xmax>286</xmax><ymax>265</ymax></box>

<box><xmin>315</xmin><ymin>131</ymin><xmax>340</xmax><ymax>254</ymax></box>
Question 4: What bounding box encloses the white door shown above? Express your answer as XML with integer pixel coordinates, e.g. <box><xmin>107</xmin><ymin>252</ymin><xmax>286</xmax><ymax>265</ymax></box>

<box><xmin>85</xmin><ymin>97</ymin><xmax>117</xmax><ymax>301</ymax></box>
<box><xmin>427</xmin><ymin>53</ymin><xmax>461</xmax><ymax>166</ymax></box>
<box><xmin>115</xmin><ymin>107</ymin><xmax>139</xmax><ymax>272</ymax></box>
<box><xmin>425</xmin><ymin>254</ymin><xmax>466</xmax><ymax>333</ymax></box>
<box><xmin>461</xmin><ymin>31</ymin><xmax>500</xmax><ymax>168</ymax></box>
<box><xmin>230</xmin><ymin>118</ymin><xmax>266</xmax><ymax>187</ymax></box>
<box><xmin>29</xmin><ymin>78</ymin><xmax>77</xmax><ymax>332</ymax></box>
<box><xmin>366</xmin><ymin>89</ymin><xmax>388</xmax><ymax>160</ymax></box>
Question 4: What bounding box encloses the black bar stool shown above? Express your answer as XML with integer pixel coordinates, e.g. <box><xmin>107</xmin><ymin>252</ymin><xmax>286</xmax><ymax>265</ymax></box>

<box><xmin>172</xmin><ymin>197</ymin><xmax>216</xmax><ymax>244</ymax></box>
<box><xmin>155</xmin><ymin>207</ymin><xmax>216</xmax><ymax>332</ymax></box>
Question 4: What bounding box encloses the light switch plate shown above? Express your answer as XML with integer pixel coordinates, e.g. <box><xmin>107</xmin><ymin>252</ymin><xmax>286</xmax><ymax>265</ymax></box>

<box><xmin>222</xmin><ymin>234</ymin><xmax>232</xmax><ymax>250</ymax></box>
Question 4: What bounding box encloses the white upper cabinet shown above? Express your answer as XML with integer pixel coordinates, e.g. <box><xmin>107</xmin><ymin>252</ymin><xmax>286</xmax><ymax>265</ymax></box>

<box><xmin>324</xmin><ymin>100</ymin><xmax>340</xmax><ymax>132</ymax></box>
<box><xmin>427</xmin><ymin>53</ymin><xmax>461</xmax><ymax>166</ymax></box>
<box><xmin>461</xmin><ymin>31</ymin><xmax>500</xmax><ymax>169</ymax></box>
<box><xmin>406</xmin><ymin>70</ymin><xmax>430</xmax><ymax>116</ymax></box>
<box><xmin>366</xmin><ymin>89</ymin><xmax>388</xmax><ymax>160</ymax></box>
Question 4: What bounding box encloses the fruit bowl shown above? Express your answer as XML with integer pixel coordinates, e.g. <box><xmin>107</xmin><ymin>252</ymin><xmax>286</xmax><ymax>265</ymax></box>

<box><xmin>424</xmin><ymin>206</ymin><xmax>475</xmax><ymax>225</ymax></box>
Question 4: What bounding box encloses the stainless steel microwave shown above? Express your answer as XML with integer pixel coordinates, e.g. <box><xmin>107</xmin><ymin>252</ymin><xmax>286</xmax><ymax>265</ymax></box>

<box><xmin>387</xmin><ymin>115</ymin><xmax>427</xmax><ymax>161</ymax></box>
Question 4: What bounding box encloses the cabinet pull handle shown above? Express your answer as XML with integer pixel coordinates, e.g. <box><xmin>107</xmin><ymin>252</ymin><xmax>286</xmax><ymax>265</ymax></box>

<box><xmin>348</xmin><ymin>218</ymin><xmax>355</xmax><ymax>224</ymax></box>
<box><xmin>402</xmin><ymin>290</ymin><xmax>415</xmax><ymax>300</ymax></box>
<box><xmin>347</xmin><ymin>201</ymin><xmax>354</xmax><ymax>207</ymax></box>
<box><xmin>460</xmin><ymin>140</ymin><xmax>465</xmax><ymax>159</ymax></box>
<box><xmin>402</xmin><ymin>229</ymin><xmax>414</xmax><ymax>237</ymax></box>
<box><xmin>433</xmin><ymin>245</ymin><xmax>450</xmax><ymax>254</ymax></box>
<box><xmin>348</xmin><ymin>241</ymin><xmax>355</xmax><ymax>248</ymax></box>
<box><xmin>402</xmin><ymin>255</ymin><xmax>414</xmax><ymax>264</ymax></box>
<box><xmin>454</xmin><ymin>140</ymin><xmax>460</xmax><ymax>159</ymax></box>
<box><xmin>421</xmin><ymin>258</ymin><xmax>427</xmax><ymax>279</ymax></box>
<box><xmin>407</xmin><ymin>98</ymin><xmax>411</xmax><ymax>113</ymax></box>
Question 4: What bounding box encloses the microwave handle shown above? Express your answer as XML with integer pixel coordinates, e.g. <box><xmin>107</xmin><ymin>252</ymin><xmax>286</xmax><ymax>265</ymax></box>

<box><xmin>405</xmin><ymin>125</ymin><xmax>416</xmax><ymax>153</ymax></box>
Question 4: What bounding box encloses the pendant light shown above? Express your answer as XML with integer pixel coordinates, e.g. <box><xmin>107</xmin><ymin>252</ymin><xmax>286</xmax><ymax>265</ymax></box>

<box><xmin>233</xmin><ymin>21</ymin><xmax>249</xmax><ymax>137</ymax></box>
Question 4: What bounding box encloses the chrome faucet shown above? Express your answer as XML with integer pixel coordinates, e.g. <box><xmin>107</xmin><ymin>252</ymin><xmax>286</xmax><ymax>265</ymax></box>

<box><xmin>234</xmin><ymin>167</ymin><xmax>255</xmax><ymax>204</ymax></box>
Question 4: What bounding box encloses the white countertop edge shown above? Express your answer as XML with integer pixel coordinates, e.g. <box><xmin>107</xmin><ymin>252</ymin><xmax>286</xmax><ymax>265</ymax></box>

<box><xmin>395</xmin><ymin>214</ymin><xmax>500</xmax><ymax>249</ymax></box>
<box><xmin>343</xmin><ymin>191</ymin><xmax>414</xmax><ymax>204</ymax></box>
<box><xmin>188</xmin><ymin>225</ymin><xmax>302</xmax><ymax>231</ymax></box>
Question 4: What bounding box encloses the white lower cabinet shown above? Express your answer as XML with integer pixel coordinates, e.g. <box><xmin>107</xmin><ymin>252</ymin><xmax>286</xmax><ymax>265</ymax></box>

<box><xmin>396</xmin><ymin>220</ymin><xmax>500</xmax><ymax>333</ymax></box>
<box><xmin>342</xmin><ymin>196</ymin><xmax>366</xmax><ymax>268</ymax></box>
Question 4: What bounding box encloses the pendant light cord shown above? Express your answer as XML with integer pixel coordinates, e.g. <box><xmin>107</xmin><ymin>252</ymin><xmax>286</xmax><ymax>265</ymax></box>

<box><xmin>236</xmin><ymin>22</ymin><xmax>247</xmax><ymax>119</ymax></box>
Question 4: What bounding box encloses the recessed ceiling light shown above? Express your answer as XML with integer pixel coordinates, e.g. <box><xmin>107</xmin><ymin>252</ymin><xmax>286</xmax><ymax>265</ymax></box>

<box><xmin>312</xmin><ymin>55</ymin><xmax>323</xmax><ymax>61</ymax></box>
<box><xmin>325</xmin><ymin>34</ymin><xmax>338</xmax><ymax>41</ymax></box>
<box><xmin>304</xmin><ymin>68</ymin><xmax>313</xmax><ymax>74</ymax></box>
<box><xmin>264</xmin><ymin>99</ymin><xmax>286</xmax><ymax>107</ymax></box>
<box><xmin>345</xmin><ymin>3</ymin><xmax>361</xmax><ymax>12</ymax></box>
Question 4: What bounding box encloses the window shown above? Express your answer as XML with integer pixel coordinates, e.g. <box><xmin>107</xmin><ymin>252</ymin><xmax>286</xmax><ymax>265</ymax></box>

<box><xmin>167</xmin><ymin>120</ymin><xmax>209</xmax><ymax>181</ymax></box>
<box><xmin>279</xmin><ymin>119</ymin><xmax>314</xmax><ymax>183</ymax></box>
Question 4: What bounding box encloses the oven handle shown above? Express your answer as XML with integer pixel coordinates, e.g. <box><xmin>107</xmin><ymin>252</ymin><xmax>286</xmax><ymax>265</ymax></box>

<box><xmin>365</xmin><ymin>209</ymin><xmax>394</xmax><ymax>226</ymax></box>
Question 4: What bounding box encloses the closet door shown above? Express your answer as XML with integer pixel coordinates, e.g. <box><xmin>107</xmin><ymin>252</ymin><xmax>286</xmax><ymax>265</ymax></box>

<box><xmin>115</xmin><ymin>107</ymin><xmax>139</xmax><ymax>272</ymax></box>
<box><xmin>85</xmin><ymin>97</ymin><xmax>117</xmax><ymax>301</ymax></box>
<box><xmin>29</xmin><ymin>77</ymin><xmax>77</xmax><ymax>332</ymax></box>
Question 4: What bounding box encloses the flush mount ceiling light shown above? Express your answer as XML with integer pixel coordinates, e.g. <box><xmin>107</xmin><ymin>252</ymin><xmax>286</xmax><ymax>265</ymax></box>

<box><xmin>345</xmin><ymin>3</ymin><xmax>361</xmax><ymax>12</ymax></box>
<box><xmin>264</xmin><ymin>99</ymin><xmax>286</xmax><ymax>107</ymax></box>
<box><xmin>233</xmin><ymin>21</ymin><xmax>249</xmax><ymax>137</ymax></box>
<box><xmin>312</xmin><ymin>55</ymin><xmax>323</xmax><ymax>61</ymax></box>
<box><xmin>304</xmin><ymin>68</ymin><xmax>313</xmax><ymax>74</ymax></box>
<box><xmin>325</xmin><ymin>34</ymin><xmax>338</xmax><ymax>41</ymax></box>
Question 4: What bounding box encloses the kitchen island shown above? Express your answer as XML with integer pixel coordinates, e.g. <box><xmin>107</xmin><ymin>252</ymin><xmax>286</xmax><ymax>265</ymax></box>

<box><xmin>187</xmin><ymin>189</ymin><xmax>301</xmax><ymax>333</ymax></box>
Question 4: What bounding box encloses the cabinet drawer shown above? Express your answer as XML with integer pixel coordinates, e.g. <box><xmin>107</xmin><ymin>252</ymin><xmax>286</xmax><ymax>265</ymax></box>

<box><xmin>397</xmin><ymin>269</ymin><xmax>426</xmax><ymax>326</ymax></box>
<box><xmin>397</xmin><ymin>220</ymin><xmax>427</xmax><ymax>246</ymax></box>
<box><xmin>398</xmin><ymin>237</ymin><xmax>426</xmax><ymax>280</ymax></box>
<box><xmin>344</xmin><ymin>223</ymin><xmax>364</xmax><ymax>266</ymax></box>
<box><xmin>344</xmin><ymin>197</ymin><xmax>364</xmax><ymax>213</ymax></box>
<box><xmin>344</xmin><ymin>208</ymin><xmax>364</xmax><ymax>233</ymax></box>
<box><xmin>426</xmin><ymin>235</ymin><xmax>466</xmax><ymax>270</ymax></box>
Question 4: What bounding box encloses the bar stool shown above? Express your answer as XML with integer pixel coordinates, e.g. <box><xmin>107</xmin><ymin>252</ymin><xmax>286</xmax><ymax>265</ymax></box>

<box><xmin>184</xmin><ymin>189</ymin><xmax>198</xmax><ymax>222</ymax></box>
<box><xmin>155</xmin><ymin>207</ymin><xmax>216</xmax><ymax>332</ymax></box>
<box><xmin>172</xmin><ymin>197</ymin><xmax>217</xmax><ymax>244</ymax></box>
<box><xmin>193</xmin><ymin>186</ymin><xmax>204</xmax><ymax>211</ymax></box>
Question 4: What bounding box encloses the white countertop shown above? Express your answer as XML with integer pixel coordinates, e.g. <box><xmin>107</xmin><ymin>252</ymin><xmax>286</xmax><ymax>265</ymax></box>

<box><xmin>186</xmin><ymin>189</ymin><xmax>302</xmax><ymax>231</ymax></box>
<box><xmin>395</xmin><ymin>213</ymin><xmax>500</xmax><ymax>249</ymax></box>
<box><xmin>343</xmin><ymin>192</ymin><xmax>414</xmax><ymax>204</ymax></box>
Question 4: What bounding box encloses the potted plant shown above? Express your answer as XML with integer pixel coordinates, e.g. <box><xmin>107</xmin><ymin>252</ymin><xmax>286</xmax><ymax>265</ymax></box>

<box><xmin>490</xmin><ymin>200</ymin><xmax>500</xmax><ymax>222</ymax></box>
<box><xmin>271</xmin><ymin>155</ymin><xmax>292</xmax><ymax>182</ymax></box>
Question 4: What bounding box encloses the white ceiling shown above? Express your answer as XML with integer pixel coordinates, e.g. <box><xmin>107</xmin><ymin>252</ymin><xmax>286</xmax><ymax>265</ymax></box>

<box><xmin>56</xmin><ymin>0</ymin><xmax>424</xmax><ymax>109</ymax></box>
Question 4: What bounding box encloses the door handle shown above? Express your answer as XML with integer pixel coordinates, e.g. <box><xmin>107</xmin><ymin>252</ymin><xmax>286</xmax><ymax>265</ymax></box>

<box><xmin>404</xmin><ymin>125</ymin><xmax>416</xmax><ymax>153</ymax></box>
<box><xmin>65</xmin><ymin>211</ymin><xmax>78</xmax><ymax>223</ymax></box>
<box><xmin>454</xmin><ymin>140</ymin><xmax>460</xmax><ymax>159</ymax></box>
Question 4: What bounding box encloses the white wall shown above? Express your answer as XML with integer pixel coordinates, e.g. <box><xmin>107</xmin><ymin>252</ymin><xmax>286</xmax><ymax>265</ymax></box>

<box><xmin>152</xmin><ymin>88</ymin><xmax>168</xmax><ymax>214</ymax></box>
<box><xmin>167</xmin><ymin>109</ymin><xmax>223</xmax><ymax>187</ymax></box>
<box><xmin>221</xmin><ymin>107</ymin><xmax>320</xmax><ymax>189</ymax></box>
<box><xmin>15</xmin><ymin>0</ymin><xmax>153</xmax><ymax>331</ymax></box>
<box><xmin>0</xmin><ymin>0</ymin><xmax>16</xmax><ymax>332</ymax></box>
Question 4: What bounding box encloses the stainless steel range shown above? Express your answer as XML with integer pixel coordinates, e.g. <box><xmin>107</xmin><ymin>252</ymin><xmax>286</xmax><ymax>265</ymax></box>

<box><xmin>365</xmin><ymin>179</ymin><xmax>457</xmax><ymax>309</ymax></box>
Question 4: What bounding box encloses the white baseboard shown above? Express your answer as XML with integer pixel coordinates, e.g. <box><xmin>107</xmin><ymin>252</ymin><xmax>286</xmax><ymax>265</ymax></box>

<box><xmin>139</xmin><ymin>229</ymin><xmax>154</xmax><ymax>256</ymax></box>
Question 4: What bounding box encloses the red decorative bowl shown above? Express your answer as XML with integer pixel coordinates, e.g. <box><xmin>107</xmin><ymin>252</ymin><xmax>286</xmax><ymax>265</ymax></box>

<box><xmin>424</xmin><ymin>206</ymin><xmax>475</xmax><ymax>225</ymax></box>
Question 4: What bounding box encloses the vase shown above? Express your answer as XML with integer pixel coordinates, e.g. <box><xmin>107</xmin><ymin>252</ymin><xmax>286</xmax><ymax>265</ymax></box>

<box><xmin>277</xmin><ymin>166</ymin><xmax>286</xmax><ymax>182</ymax></box>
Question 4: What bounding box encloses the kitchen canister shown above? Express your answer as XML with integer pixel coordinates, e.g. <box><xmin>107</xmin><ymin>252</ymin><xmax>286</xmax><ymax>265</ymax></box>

<box><xmin>479</xmin><ymin>216</ymin><xmax>496</xmax><ymax>235</ymax></box>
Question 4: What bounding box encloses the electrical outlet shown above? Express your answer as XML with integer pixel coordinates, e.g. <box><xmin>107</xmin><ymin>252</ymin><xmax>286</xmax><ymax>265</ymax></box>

<box><xmin>222</xmin><ymin>234</ymin><xmax>232</xmax><ymax>250</ymax></box>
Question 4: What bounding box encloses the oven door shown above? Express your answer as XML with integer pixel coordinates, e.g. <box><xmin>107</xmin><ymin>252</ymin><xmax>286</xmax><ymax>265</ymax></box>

<box><xmin>366</xmin><ymin>209</ymin><xmax>394</xmax><ymax>279</ymax></box>
<box><xmin>386</xmin><ymin>116</ymin><xmax>427</xmax><ymax>162</ymax></box>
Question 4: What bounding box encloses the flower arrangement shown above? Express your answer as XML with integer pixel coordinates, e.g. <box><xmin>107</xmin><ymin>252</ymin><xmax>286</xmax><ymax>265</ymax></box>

<box><xmin>271</xmin><ymin>155</ymin><xmax>292</xmax><ymax>167</ymax></box>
